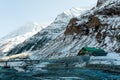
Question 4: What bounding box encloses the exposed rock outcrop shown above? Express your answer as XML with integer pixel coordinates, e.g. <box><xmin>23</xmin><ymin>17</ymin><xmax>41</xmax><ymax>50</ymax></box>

<box><xmin>96</xmin><ymin>0</ymin><xmax>120</xmax><ymax>16</ymax></box>
<box><xmin>64</xmin><ymin>0</ymin><xmax>120</xmax><ymax>54</ymax></box>
<box><xmin>64</xmin><ymin>15</ymin><xmax>106</xmax><ymax>35</ymax></box>
<box><xmin>96</xmin><ymin>0</ymin><xmax>108</xmax><ymax>7</ymax></box>
<box><xmin>64</xmin><ymin>18</ymin><xmax>81</xmax><ymax>35</ymax></box>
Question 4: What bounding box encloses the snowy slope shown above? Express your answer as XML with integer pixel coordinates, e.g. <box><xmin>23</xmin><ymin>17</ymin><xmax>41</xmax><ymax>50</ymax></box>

<box><xmin>1</xmin><ymin>22</ymin><xmax>39</xmax><ymax>40</ymax></box>
<box><xmin>6</xmin><ymin>8</ymin><xmax>85</xmax><ymax>56</ymax></box>
<box><xmin>29</xmin><ymin>0</ymin><xmax>120</xmax><ymax>60</ymax></box>
<box><xmin>64</xmin><ymin>7</ymin><xmax>86</xmax><ymax>18</ymax></box>
<box><xmin>0</xmin><ymin>22</ymin><xmax>45</xmax><ymax>53</ymax></box>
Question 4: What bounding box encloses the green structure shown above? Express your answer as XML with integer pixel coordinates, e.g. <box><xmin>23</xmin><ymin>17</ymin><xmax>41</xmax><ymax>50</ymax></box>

<box><xmin>78</xmin><ymin>47</ymin><xmax>107</xmax><ymax>56</ymax></box>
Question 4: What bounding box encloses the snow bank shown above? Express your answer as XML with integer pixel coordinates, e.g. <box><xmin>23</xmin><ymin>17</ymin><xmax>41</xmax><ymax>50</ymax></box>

<box><xmin>89</xmin><ymin>53</ymin><xmax>120</xmax><ymax>65</ymax></box>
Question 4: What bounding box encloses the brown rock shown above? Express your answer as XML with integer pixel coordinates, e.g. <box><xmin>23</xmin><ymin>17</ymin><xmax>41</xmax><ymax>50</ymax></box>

<box><xmin>87</xmin><ymin>15</ymin><xmax>106</xmax><ymax>32</ymax></box>
<box><xmin>87</xmin><ymin>15</ymin><xmax>101</xmax><ymax>29</ymax></box>
<box><xmin>64</xmin><ymin>18</ymin><xmax>82</xmax><ymax>35</ymax></box>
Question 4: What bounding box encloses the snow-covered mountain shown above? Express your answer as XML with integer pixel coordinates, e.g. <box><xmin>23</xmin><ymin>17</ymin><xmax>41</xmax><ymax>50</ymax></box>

<box><xmin>4</xmin><ymin>8</ymin><xmax>85</xmax><ymax>56</ymax></box>
<box><xmin>64</xmin><ymin>7</ymin><xmax>86</xmax><ymax>18</ymax></box>
<box><xmin>30</xmin><ymin>0</ymin><xmax>119</xmax><ymax>59</ymax></box>
<box><xmin>1</xmin><ymin>22</ymin><xmax>40</xmax><ymax>40</ymax></box>
<box><xmin>0</xmin><ymin>22</ymin><xmax>45</xmax><ymax>54</ymax></box>
<box><xmin>1</xmin><ymin>0</ymin><xmax>120</xmax><ymax>61</ymax></box>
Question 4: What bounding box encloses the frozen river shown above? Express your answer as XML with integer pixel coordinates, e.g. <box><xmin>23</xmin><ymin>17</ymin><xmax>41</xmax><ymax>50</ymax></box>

<box><xmin>0</xmin><ymin>55</ymin><xmax>120</xmax><ymax>80</ymax></box>
<box><xmin>0</xmin><ymin>67</ymin><xmax>120</xmax><ymax>80</ymax></box>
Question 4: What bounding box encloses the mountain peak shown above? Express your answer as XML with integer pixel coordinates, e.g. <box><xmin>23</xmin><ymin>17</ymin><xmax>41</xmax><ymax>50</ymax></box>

<box><xmin>1</xmin><ymin>22</ymin><xmax>41</xmax><ymax>40</ymax></box>
<box><xmin>64</xmin><ymin>7</ymin><xmax>85</xmax><ymax>18</ymax></box>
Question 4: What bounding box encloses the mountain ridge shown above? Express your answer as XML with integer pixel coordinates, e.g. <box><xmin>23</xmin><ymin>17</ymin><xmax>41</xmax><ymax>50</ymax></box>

<box><xmin>0</xmin><ymin>0</ymin><xmax>120</xmax><ymax>60</ymax></box>
<box><xmin>0</xmin><ymin>22</ymin><xmax>45</xmax><ymax>53</ymax></box>
<box><xmin>0</xmin><ymin>7</ymin><xmax>85</xmax><ymax>57</ymax></box>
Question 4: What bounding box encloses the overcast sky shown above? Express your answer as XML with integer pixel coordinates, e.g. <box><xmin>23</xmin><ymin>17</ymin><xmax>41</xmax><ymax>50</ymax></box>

<box><xmin>0</xmin><ymin>0</ymin><xmax>97</xmax><ymax>38</ymax></box>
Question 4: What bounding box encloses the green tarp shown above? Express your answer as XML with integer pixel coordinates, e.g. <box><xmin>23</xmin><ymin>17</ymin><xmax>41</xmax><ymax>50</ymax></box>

<box><xmin>78</xmin><ymin>47</ymin><xmax>107</xmax><ymax>56</ymax></box>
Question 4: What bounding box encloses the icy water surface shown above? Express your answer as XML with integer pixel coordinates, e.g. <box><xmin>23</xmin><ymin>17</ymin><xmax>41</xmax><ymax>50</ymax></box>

<box><xmin>0</xmin><ymin>67</ymin><xmax>120</xmax><ymax>80</ymax></box>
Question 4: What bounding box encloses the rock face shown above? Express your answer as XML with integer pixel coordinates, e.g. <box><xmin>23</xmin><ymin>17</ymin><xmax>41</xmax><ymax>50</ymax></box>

<box><xmin>96</xmin><ymin>0</ymin><xmax>120</xmax><ymax>16</ymax></box>
<box><xmin>64</xmin><ymin>18</ymin><xmax>80</xmax><ymax>35</ymax></box>
<box><xmin>96</xmin><ymin>0</ymin><xmax>108</xmax><ymax>7</ymax></box>
<box><xmin>64</xmin><ymin>15</ymin><xmax>106</xmax><ymax>35</ymax></box>
<box><xmin>63</xmin><ymin>0</ymin><xmax>120</xmax><ymax>54</ymax></box>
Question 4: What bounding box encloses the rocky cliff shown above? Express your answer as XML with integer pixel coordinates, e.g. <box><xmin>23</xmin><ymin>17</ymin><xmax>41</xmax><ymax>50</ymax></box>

<box><xmin>36</xmin><ymin>0</ymin><xmax>120</xmax><ymax>59</ymax></box>
<box><xmin>64</xmin><ymin>0</ymin><xmax>120</xmax><ymax>53</ymax></box>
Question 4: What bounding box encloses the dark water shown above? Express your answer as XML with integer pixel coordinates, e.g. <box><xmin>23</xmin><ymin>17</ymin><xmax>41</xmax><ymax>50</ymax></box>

<box><xmin>0</xmin><ymin>67</ymin><xmax>120</xmax><ymax>80</ymax></box>
<box><xmin>0</xmin><ymin>56</ymin><xmax>120</xmax><ymax>80</ymax></box>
